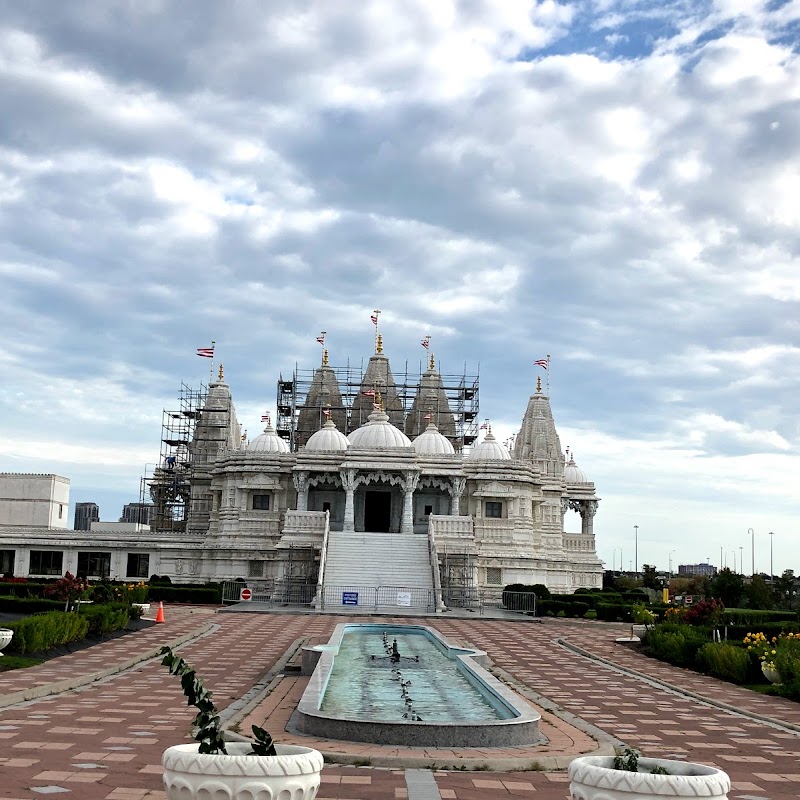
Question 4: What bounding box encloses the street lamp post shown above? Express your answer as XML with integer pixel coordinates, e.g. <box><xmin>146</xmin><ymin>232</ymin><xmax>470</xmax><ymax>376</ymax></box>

<box><xmin>748</xmin><ymin>528</ymin><xmax>755</xmax><ymax>576</ymax></box>
<box><xmin>739</xmin><ymin>545</ymin><xmax>743</xmax><ymax>575</ymax></box>
<box><xmin>669</xmin><ymin>550</ymin><xmax>676</xmax><ymax>580</ymax></box>
<box><xmin>769</xmin><ymin>531</ymin><xmax>774</xmax><ymax>581</ymax></box>
<box><xmin>634</xmin><ymin>525</ymin><xmax>638</xmax><ymax>574</ymax></box>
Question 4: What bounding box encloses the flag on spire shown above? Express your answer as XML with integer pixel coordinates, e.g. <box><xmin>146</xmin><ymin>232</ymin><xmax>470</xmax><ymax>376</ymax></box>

<box><xmin>316</xmin><ymin>331</ymin><xmax>326</xmax><ymax>345</ymax></box>
<box><xmin>372</xmin><ymin>402</ymin><xmax>381</xmax><ymax>411</ymax></box>
<box><xmin>261</xmin><ymin>414</ymin><xmax>270</xmax><ymax>423</ymax></box>
<box><xmin>196</xmin><ymin>345</ymin><xmax>215</xmax><ymax>358</ymax></box>
<box><xmin>362</xmin><ymin>389</ymin><xmax>375</xmax><ymax>397</ymax></box>
<box><xmin>479</xmin><ymin>420</ymin><xmax>489</xmax><ymax>430</ymax></box>
<box><xmin>534</xmin><ymin>358</ymin><xmax>548</xmax><ymax>369</ymax></box>
<box><xmin>421</xmin><ymin>335</ymin><xmax>431</xmax><ymax>349</ymax></box>
<box><xmin>423</xmin><ymin>413</ymin><xmax>432</xmax><ymax>421</ymax></box>
<box><xmin>371</xmin><ymin>310</ymin><xmax>380</xmax><ymax>325</ymax></box>
<box><xmin>322</xmin><ymin>408</ymin><xmax>331</xmax><ymax>417</ymax></box>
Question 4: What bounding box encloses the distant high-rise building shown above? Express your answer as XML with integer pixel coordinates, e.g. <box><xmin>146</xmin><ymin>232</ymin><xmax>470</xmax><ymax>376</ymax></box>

<box><xmin>119</xmin><ymin>503</ymin><xmax>154</xmax><ymax>525</ymax></box>
<box><xmin>74</xmin><ymin>502</ymin><xmax>100</xmax><ymax>531</ymax></box>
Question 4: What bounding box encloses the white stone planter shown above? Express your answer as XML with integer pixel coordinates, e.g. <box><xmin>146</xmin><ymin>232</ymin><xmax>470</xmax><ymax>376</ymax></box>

<box><xmin>762</xmin><ymin>662</ymin><xmax>781</xmax><ymax>684</ymax></box>
<box><xmin>0</xmin><ymin>628</ymin><xmax>13</xmax><ymax>656</ymax></box>
<box><xmin>132</xmin><ymin>603</ymin><xmax>151</xmax><ymax>614</ymax></box>
<box><xmin>569</xmin><ymin>755</ymin><xmax>731</xmax><ymax>799</ymax></box>
<box><xmin>162</xmin><ymin>742</ymin><xmax>324</xmax><ymax>800</ymax></box>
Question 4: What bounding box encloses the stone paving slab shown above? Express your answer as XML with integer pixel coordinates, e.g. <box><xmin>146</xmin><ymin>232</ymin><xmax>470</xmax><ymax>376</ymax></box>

<box><xmin>1</xmin><ymin>611</ymin><xmax>800</xmax><ymax>799</ymax></box>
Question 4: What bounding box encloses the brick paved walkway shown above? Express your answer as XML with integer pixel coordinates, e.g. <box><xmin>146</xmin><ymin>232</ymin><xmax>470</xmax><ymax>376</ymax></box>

<box><xmin>0</xmin><ymin>609</ymin><xmax>798</xmax><ymax>799</ymax></box>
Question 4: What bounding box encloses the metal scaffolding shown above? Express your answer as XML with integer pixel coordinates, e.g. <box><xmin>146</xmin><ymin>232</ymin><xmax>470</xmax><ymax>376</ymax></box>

<box><xmin>140</xmin><ymin>382</ymin><xmax>207</xmax><ymax>533</ymax></box>
<box><xmin>276</xmin><ymin>360</ymin><xmax>479</xmax><ymax>451</ymax></box>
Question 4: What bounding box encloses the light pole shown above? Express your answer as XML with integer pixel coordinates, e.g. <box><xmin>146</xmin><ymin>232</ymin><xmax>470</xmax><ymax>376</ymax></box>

<box><xmin>748</xmin><ymin>528</ymin><xmax>755</xmax><ymax>576</ymax></box>
<box><xmin>634</xmin><ymin>525</ymin><xmax>639</xmax><ymax>574</ymax></box>
<box><xmin>731</xmin><ymin>550</ymin><xmax>736</xmax><ymax>573</ymax></box>
<box><xmin>668</xmin><ymin>550</ymin><xmax>676</xmax><ymax>580</ymax></box>
<box><xmin>739</xmin><ymin>545</ymin><xmax>743</xmax><ymax>575</ymax></box>
<box><xmin>769</xmin><ymin>531</ymin><xmax>774</xmax><ymax>581</ymax></box>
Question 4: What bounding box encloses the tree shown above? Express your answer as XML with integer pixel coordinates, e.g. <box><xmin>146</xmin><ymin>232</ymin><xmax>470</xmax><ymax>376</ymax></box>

<box><xmin>709</xmin><ymin>568</ymin><xmax>744</xmax><ymax>608</ymax></box>
<box><xmin>641</xmin><ymin>564</ymin><xmax>661</xmax><ymax>590</ymax></box>
<box><xmin>744</xmin><ymin>574</ymin><xmax>774</xmax><ymax>610</ymax></box>
<box><xmin>774</xmin><ymin>569</ymin><xmax>796</xmax><ymax>610</ymax></box>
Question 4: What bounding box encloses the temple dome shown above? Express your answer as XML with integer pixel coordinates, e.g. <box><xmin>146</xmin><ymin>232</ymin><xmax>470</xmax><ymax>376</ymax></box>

<box><xmin>249</xmin><ymin>422</ymin><xmax>289</xmax><ymax>453</ymax></box>
<box><xmin>564</xmin><ymin>455</ymin><xmax>589</xmax><ymax>483</ymax></box>
<box><xmin>348</xmin><ymin>410</ymin><xmax>412</xmax><ymax>449</ymax></box>
<box><xmin>468</xmin><ymin>429</ymin><xmax>511</xmax><ymax>461</ymax></box>
<box><xmin>413</xmin><ymin>422</ymin><xmax>455</xmax><ymax>456</ymax></box>
<box><xmin>305</xmin><ymin>418</ymin><xmax>350</xmax><ymax>451</ymax></box>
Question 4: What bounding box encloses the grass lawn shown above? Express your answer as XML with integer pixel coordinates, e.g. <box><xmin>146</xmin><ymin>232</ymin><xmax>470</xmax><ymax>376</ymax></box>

<box><xmin>0</xmin><ymin>654</ymin><xmax>45</xmax><ymax>671</ymax></box>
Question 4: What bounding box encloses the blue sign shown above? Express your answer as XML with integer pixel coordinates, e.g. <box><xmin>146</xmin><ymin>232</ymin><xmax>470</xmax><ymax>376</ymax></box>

<box><xmin>342</xmin><ymin>591</ymin><xmax>359</xmax><ymax>605</ymax></box>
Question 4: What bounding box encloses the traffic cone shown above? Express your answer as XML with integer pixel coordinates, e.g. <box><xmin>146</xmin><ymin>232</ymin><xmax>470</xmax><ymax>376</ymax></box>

<box><xmin>155</xmin><ymin>601</ymin><xmax>165</xmax><ymax>623</ymax></box>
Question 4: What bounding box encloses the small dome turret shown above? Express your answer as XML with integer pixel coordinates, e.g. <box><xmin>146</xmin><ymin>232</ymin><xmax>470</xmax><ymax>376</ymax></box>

<box><xmin>249</xmin><ymin>421</ymin><xmax>290</xmax><ymax>453</ymax></box>
<box><xmin>467</xmin><ymin>428</ymin><xmax>511</xmax><ymax>461</ymax></box>
<box><xmin>305</xmin><ymin>418</ymin><xmax>350</xmax><ymax>452</ymax></box>
<box><xmin>564</xmin><ymin>454</ymin><xmax>590</xmax><ymax>483</ymax></box>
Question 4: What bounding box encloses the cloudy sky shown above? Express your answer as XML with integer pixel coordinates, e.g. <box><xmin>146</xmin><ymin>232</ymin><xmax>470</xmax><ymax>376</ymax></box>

<box><xmin>1</xmin><ymin>0</ymin><xmax>798</xmax><ymax>576</ymax></box>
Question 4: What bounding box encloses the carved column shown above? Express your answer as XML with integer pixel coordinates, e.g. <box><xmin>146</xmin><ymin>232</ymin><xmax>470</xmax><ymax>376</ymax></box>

<box><xmin>449</xmin><ymin>477</ymin><xmax>466</xmax><ymax>515</ymax></box>
<box><xmin>401</xmin><ymin>472</ymin><xmax>420</xmax><ymax>534</ymax></box>
<box><xmin>292</xmin><ymin>471</ymin><xmax>310</xmax><ymax>511</ymax></box>
<box><xmin>582</xmin><ymin>500</ymin><xmax>598</xmax><ymax>537</ymax></box>
<box><xmin>340</xmin><ymin>469</ymin><xmax>358</xmax><ymax>532</ymax></box>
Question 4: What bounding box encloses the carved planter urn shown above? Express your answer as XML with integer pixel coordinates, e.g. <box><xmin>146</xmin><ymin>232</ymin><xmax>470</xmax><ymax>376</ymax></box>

<box><xmin>0</xmin><ymin>627</ymin><xmax>13</xmax><ymax>656</ymax></box>
<box><xmin>568</xmin><ymin>755</ymin><xmax>731</xmax><ymax>800</ymax></box>
<box><xmin>762</xmin><ymin>662</ymin><xmax>781</xmax><ymax>684</ymax></box>
<box><xmin>162</xmin><ymin>742</ymin><xmax>324</xmax><ymax>800</ymax></box>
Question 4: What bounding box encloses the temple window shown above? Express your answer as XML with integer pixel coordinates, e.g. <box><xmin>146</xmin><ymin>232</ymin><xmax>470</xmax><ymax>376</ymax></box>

<box><xmin>485</xmin><ymin>501</ymin><xmax>502</xmax><ymax>518</ymax></box>
<box><xmin>486</xmin><ymin>566</ymin><xmax>502</xmax><ymax>585</ymax></box>
<box><xmin>252</xmin><ymin>494</ymin><xmax>270</xmax><ymax>511</ymax></box>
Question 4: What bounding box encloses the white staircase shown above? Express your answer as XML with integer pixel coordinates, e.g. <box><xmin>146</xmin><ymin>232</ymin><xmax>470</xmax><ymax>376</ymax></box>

<box><xmin>321</xmin><ymin>531</ymin><xmax>434</xmax><ymax>610</ymax></box>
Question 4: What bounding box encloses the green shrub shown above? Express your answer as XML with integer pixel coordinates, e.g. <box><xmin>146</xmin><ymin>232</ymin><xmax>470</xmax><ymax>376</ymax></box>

<box><xmin>584</xmin><ymin>609</ymin><xmax>597</xmax><ymax>619</ymax></box>
<box><xmin>696</xmin><ymin>642</ymin><xmax>750</xmax><ymax>684</ymax></box>
<box><xmin>6</xmin><ymin>611</ymin><xmax>89</xmax><ymax>654</ymax></box>
<box><xmin>79</xmin><ymin>604</ymin><xmax>131</xmax><ymax>636</ymax></box>
<box><xmin>645</xmin><ymin>624</ymin><xmax>710</xmax><ymax>668</ymax></box>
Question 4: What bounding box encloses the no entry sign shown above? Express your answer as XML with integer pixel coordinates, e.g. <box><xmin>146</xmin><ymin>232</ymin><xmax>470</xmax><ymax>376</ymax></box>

<box><xmin>240</xmin><ymin>588</ymin><xmax>252</xmax><ymax>601</ymax></box>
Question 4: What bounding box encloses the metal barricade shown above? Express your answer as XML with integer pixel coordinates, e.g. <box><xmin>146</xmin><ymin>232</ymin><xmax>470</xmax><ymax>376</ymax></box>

<box><xmin>376</xmin><ymin>585</ymin><xmax>434</xmax><ymax>612</ymax></box>
<box><xmin>221</xmin><ymin>579</ymin><xmax>275</xmax><ymax>605</ymax></box>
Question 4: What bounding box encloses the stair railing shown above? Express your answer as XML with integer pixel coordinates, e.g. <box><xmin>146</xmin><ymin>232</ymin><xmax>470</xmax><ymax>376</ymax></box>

<box><xmin>314</xmin><ymin>509</ymin><xmax>331</xmax><ymax>610</ymax></box>
<box><xmin>428</xmin><ymin>516</ymin><xmax>445</xmax><ymax>612</ymax></box>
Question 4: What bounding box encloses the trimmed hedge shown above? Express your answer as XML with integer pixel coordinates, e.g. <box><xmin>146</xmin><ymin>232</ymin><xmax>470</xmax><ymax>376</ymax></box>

<box><xmin>147</xmin><ymin>585</ymin><xmax>222</xmax><ymax>604</ymax></box>
<box><xmin>595</xmin><ymin>603</ymin><xmax>634</xmax><ymax>622</ymax></box>
<box><xmin>0</xmin><ymin>595</ymin><xmax>65</xmax><ymax>614</ymax></box>
<box><xmin>6</xmin><ymin>611</ymin><xmax>90</xmax><ymax>654</ymax></box>
<box><xmin>538</xmin><ymin>599</ymin><xmax>590</xmax><ymax>617</ymax></box>
<box><xmin>721</xmin><ymin>609</ymin><xmax>798</xmax><ymax>626</ymax></box>
<box><xmin>722</xmin><ymin>621</ymin><xmax>800</xmax><ymax>641</ymax></box>
<box><xmin>0</xmin><ymin>582</ymin><xmax>51</xmax><ymax>598</ymax></box>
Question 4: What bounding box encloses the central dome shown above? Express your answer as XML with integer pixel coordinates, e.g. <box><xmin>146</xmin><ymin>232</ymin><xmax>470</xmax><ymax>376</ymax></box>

<box><xmin>413</xmin><ymin>422</ymin><xmax>455</xmax><ymax>455</ymax></box>
<box><xmin>348</xmin><ymin>410</ymin><xmax>412</xmax><ymax>449</ymax></box>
